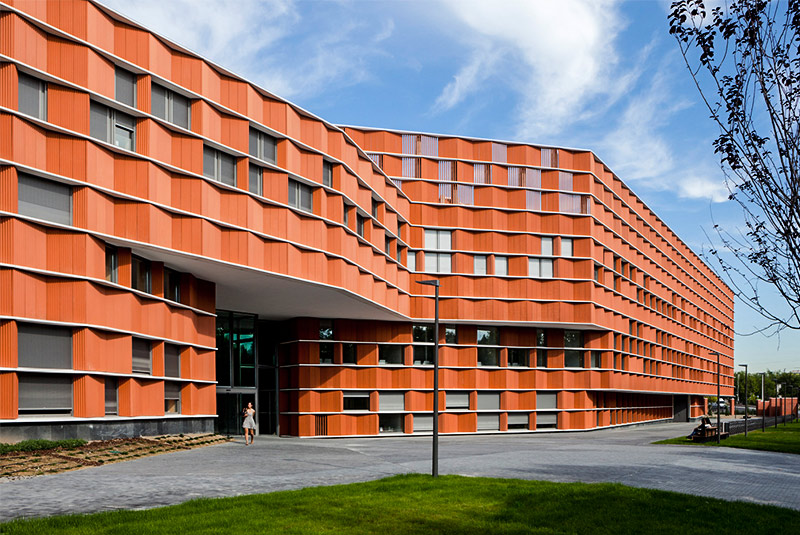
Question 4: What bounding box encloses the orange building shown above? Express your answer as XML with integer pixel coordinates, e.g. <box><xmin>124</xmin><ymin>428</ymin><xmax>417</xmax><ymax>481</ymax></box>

<box><xmin>0</xmin><ymin>0</ymin><xmax>734</xmax><ymax>440</ymax></box>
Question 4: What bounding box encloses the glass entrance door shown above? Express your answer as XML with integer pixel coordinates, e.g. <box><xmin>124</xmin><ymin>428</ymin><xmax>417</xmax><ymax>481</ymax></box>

<box><xmin>215</xmin><ymin>392</ymin><xmax>256</xmax><ymax>435</ymax></box>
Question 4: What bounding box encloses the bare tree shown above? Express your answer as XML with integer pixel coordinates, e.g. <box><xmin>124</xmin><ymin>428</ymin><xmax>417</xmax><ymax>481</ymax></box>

<box><xmin>669</xmin><ymin>0</ymin><xmax>800</xmax><ymax>333</ymax></box>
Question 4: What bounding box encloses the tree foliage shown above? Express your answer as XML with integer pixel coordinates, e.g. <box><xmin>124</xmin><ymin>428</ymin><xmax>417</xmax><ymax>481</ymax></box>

<box><xmin>669</xmin><ymin>0</ymin><xmax>800</xmax><ymax>333</ymax></box>
<box><xmin>732</xmin><ymin>369</ymin><xmax>800</xmax><ymax>403</ymax></box>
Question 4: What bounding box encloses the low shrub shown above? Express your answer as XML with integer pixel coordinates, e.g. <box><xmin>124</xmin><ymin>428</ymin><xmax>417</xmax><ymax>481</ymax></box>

<box><xmin>0</xmin><ymin>439</ymin><xmax>87</xmax><ymax>455</ymax></box>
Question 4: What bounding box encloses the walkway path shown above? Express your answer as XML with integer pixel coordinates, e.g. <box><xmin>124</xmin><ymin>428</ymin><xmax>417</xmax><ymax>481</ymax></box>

<box><xmin>2</xmin><ymin>421</ymin><xmax>799</xmax><ymax>521</ymax></box>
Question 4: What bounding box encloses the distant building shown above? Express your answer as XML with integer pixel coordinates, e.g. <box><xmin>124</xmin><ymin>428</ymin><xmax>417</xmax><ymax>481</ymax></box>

<box><xmin>0</xmin><ymin>0</ymin><xmax>734</xmax><ymax>440</ymax></box>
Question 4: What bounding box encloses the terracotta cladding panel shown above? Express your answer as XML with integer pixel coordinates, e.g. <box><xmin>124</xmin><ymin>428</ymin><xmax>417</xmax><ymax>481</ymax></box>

<box><xmin>0</xmin><ymin>372</ymin><xmax>18</xmax><ymax>418</ymax></box>
<box><xmin>11</xmin><ymin>115</ymin><xmax>47</xmax><ymax>168</ymax></box>
<box><xmin>114</xmin><ymin>21</ymin><xmax>149</xmax><ymax>68</ymax></box>
<box><xmin>2</xmin><ymin>14</ymin><xmax>48</xmax><ymax>72</ymax></box>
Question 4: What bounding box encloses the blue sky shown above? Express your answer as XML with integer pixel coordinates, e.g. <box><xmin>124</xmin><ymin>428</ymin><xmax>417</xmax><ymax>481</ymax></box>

<box><xmin>99</xmin><ymin>0</ymin><xmax>798</xmax><ymax>373</ymax></box>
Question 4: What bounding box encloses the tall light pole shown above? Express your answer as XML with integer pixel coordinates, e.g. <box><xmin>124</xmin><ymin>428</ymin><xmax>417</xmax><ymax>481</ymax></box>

<box><xmin>775</xmin><ymin>383</ymin><xmax>781</xmax><ymax>428</ymax></box>
<box><xmin>739</xmin><ymin>364</ymin><xmax>748</xmax><ymax>436</ymax></box>
<box><xmin>417</xmin><ymin>279</ymin><xmax>440</xmax><ymax>477</ymax></box>
<box><xmin>759</xmin><ymin>372</ymin><xmax>766</xmax><ymax>432</ymax></box>
<box><xmin>710</xmin><ymin>351</ymin><xmax>721</xmax><ymax>444</ymax></box>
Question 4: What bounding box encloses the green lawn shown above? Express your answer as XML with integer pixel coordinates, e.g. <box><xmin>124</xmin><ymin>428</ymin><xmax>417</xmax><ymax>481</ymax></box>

<box><xmin>1</xmin><ymin>474</ymin><xmax>797</xmax><ymax>534</ymax></box>
<box><xmin>655</xmin><ymin>420</ymin><xmax>800</xmax><ymax>454</ymax></box>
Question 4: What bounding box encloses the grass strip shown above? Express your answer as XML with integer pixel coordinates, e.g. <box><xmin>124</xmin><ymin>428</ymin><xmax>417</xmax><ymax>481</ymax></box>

<box><xmin>655</xmin><ymin>420</ymin><xmax>800</xmax><ymax>454</ymax></box>
<box><xmin>0</xmin><ymin>439</ymin><xmax>86</xmax><ymax>455</ymax></box>
<box><xmin>1</xmin><ymin>474</ymin><xmax>798</xmax><ymax>534</ymax></box>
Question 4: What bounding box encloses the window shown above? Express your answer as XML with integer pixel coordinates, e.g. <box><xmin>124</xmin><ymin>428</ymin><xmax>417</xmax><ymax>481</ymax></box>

<box><xmin>164</xmin><ymin>268</ymin><xmax>181</xmax><ymax>302</ymax></box>
<box><xmin>343</xmin><ymin>392</ymin><xmax>370</xmax><ymax>411</ymax></box>
<box><xmin>538</xmin><ymin>392</ymin><xmax>558</xmax><ymax>409</ymax></box>
<box><xmin>536</xmin><ymin>412</ymin><xmax>558</xmax><ymax>429</ymax></box>
<box><xmin>558</xmin><ymin>171</ymin><xmax>573</xmax><ymax>191</ymax></box>
<box><xmin>17</xmin><ymin>173</ymin><xmax>72</xmax><ymax>225</ymax></box>
<box><xmin>90</xmin><ymin>101</ymin><xmax>136</xmax><ymax>150</ymax></box>
<box><xmin>402</xmin><ymin>134</ymin><xmax>438</xmax><ymax>156</ymax></box>
<box><xmin>249</xmin><ymin>128</ymin><xmax>277</xmax><ymax>164</ymax></box>
<box><xmin>203</xmin><ymin>146</ymin><xmax>237</xmax><ymax>186</ymax></box>
<box><xmin>477</xmin><ymin>393</ymin><xmax>500</xmax><ymax>410</ymax></box>
<box><xmin>366</xmin><ymin>152</ymin><xmax>384</xmax><ymax>169</ymax></box>
<box><xmin>379</xmin><ymin>392</ymin><xmax>404</xmax><ymax>412</ymax></box>
<box><xmin>414</xmin><ymin>414</ymin><xmax>433</xmax><ymax>432</ymax></box>
<box><xmin>424</xmin><ymin>229</ymin><xmax>452</xmax><ymax>250</ymax></box>
<box><xmin>424</xmin><ymin>252</ymin><xmax>451</xmax><ymax>274</ymax></box>
<box><xmin>379</xmin><ymin>345</ymin><xmax>404</xmax><ymax>365</ymax></box>
<box><xmin>322</xmin><ymin>161</ymin><xmax>333</xmax><ymax>187</ymax></box>
<box><xmin>474</xmin><ymin>163</ymin><xmax>491</xmax><ymax>184</ymax></box>
<box><xmin>17</xmin><ymin>323</ymin><xmax>72</xmax><ymax>369</ymax></box>
<box><xmin>528</xmin><ymin>258</ymin><xmax>554</xmax><ymax>278</ymax></box>
<box><xmin>105</xmin><ymin>245</ymin><xmax>118</xmax><ymax>283</ymax></box>
<box><xmin>115</xmin><ymin>67</ymin><xmax>136</xmax><ymax>107</ymax></box>
<box><xmin>249</xmin><ymin>165</ymin><xmax>262</xmax><ymax>195</ymax></box>
<box><xmin>526</xmin><ymin>190</ymin><xmax>542</xmax><ymax>210</ymax></box>
<box><xmin>371</xmin><ymin>198</ymin><xmax>379</xmax><ymax>218</ymax></box>
<box><xmin>561</xmin><ymin>238</ymin><xmax>574</xmax><ymax>257</ymax></box>
<box><xmin>560</xmin><ymin>193</ymin><xmax>588</xmax><ymax>214</ymax></box>
<box><xmin>105</xmin><ymin>378</ymin><xmax>118</xmax><ymax>415</ymax></box>
<box><xmin>319</xmin><ymin>320</ymin><xmax>333</xmax><ymax>364</ymax></box>
<box><xmin>164</xmin><ymin>344</ymin><xmax>181</xmax><ymax>377</ymax></box>
<box><xmin>536</xmin><ymin>329</ymin><xmax>547</xmax><ymax>347</ymax></box>
<box><xmin>591</xmin><ymin>351</ymin><xmax>602</xmax><ymax>368</ymax></box>
<box><xmin>385</xmin><ymin>235</ymin><xmax>392</xmax><ymax>256</ymax></box>
<box><xmin>446</xmin><ymin>392</ymin><xmax>469</xmax><ymax>409</ymax></box>
<box><xmin>474</xmin><ymin>255</ymin><xmax>487</xmax><ymax>275</ymax></box>
<box><xmin>357</xmin><ymin>214</ymin><xmax>365</xmax><ymax>237</ymax></box>
<box><xmin>407</xmin><ymin>251</ymin><xmax>416</xmax><ymax>271</ymax></box>
<box><xmin>564</xmin><ymin>331</ymin><xmax>583</xmax><ymax>348</ymax></box>
<box><xmin>594</xmin><ymin>265</ymin><xmax>601</xmax><ymax>282</ymax></box>
<box><xmin>507</xmin><ymin>413</ymin><xmax>529</xmax><ymax>430</ymax></box>
<box><xmin>343</xmin><ymin>202</ymin><xmax>351</xmax><ymax>227</ymax></box>
<box><xmin>492</xmin><ymin>142</ymin><xmax>507</xmax><ymax>163</ymax></box>
<box><xmin>151</xmin><ymin>83</ymin><xmax>190</xmax><ymax>129</ymax></box>
<box><xmin>536</xmin><ymin>349</ymin><xmax>548</xmax><ymax>367</ymax></box>
<box><xmin>18</xmin><ymin>374</ymin><xmax>72</xmax><ymax>416</ymax></box>
<box><xmin>379</xmin><ymin>414</ymin><xmax>404</xmax><ymax>433</ymax></box>
<box><xmin>413</xmin><ymin>324</ymin><xmax>435</xmax><ymax>343</ymax></box>
<box><xmin>131</xmin><ymin>255</ymin><xmax>151</xmax><ymax>293</ymax></box>
<box><xmin>412</xmin><ymin>324</ymin><xmax>435</xmax><ymax>365</ymax></box>
<box><xmin>343</xmin><ymin>343</ymin><xmax>358</xmax><ymax>364</ymax></box>
<box><xmin>495</xmin><ymin>256</ymin><xmax>508</xmax><ymax>276</ymax></box>
<box><xmin>445</xmin><ymin>325</ymin><xmax>458</xmax><ymax>344</ymax></box>
<box><xmin>288</xmin><ymin>179</ymin><xmax>314</xmax><ymax>213</ymax></box>
<box><xmin>401</xmin><ymin>157</ymin><xmax>421</xmax><ymax>178</ymax></box>
<box><xmin>164</xmin><ymin>382</ymin><xmax>181</xmax><ymax>413</ymax></box>
<box><xmin>564</xmin><ymin>350</ymin><xmax>584</xmax><ymax>368</ymax></box>
<box><xmin>18</xmin><ymin>72</ymin><xmax>47</xmax><ymax>120</ymax></box>
<box><xmin>541</xmin><ymin>237</ymin><xmax>554</xmax><ymax>256</ymax></box>
<box><xmin>508</xmin><ymin>348</ymin><xmax>529</xmax><ymax>367</ymax></box>
<box><xmin>132</xmin><ymin>338</ymin><xmax>152</xmax><ymax>374</ymax></box>
<box><xmin>477</xmin><ymin>327</ymin><xmax>499</xmax><ymax>366</ymax></box>
<box><xmin>477</xmin><ymin>413</ymin><xmax>500</xmax><ymax>431</ymax></box>
<box><xmin>540</xmin><ymin>148</ymin><xmax>558</xmax><ymax>167</ymax></box>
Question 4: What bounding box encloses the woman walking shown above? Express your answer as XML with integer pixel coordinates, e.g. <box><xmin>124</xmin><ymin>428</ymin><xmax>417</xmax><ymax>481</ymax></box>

<box><xmin>242</xmin><ymin>402</ymin><xmax>256</xmax><ymax>445</ymax></box>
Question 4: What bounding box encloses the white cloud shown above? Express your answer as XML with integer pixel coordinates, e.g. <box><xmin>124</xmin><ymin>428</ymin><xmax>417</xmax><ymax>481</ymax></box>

<box><xmin>97</xmin><ymin>0</ymin><xmax>392</xmax><ymax>99</ymax></box>
<box><xmin>437</xmin><ymin>0</ymin><xmax>625</xmax><ymax>139</ymax></box>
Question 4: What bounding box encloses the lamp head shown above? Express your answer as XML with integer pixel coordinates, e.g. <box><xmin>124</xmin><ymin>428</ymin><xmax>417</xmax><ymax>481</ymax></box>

<box><xmin>417</xmin><ymin>280</ymin><xmax>440</xmax><ymax>287</ymax></box>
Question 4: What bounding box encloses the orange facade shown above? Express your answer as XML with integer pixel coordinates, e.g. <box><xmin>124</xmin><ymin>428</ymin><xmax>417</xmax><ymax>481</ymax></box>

<box><xmin>0</xmin><ymin>0</ymin><xmax>734</xmax><ymax>440</ymax></box>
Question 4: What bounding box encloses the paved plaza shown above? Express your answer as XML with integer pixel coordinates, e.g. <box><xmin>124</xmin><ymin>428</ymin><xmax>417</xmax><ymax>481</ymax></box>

<box><xmin>1</xmin><ymin>421</ymin><xmax>799</xmax><ymax>521</ymax></box>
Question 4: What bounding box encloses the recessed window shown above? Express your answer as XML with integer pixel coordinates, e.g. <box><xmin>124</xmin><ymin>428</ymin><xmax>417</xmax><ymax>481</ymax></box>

<box><xmin>378</xmin><ymin>345</ymin><xmax>404</xmax><ymax>365</ymax></box>
<box><xmin>164</xmin><ymin>268</ymin><xmax>181</xmax><ymax>302</ymax></box>
<box><xmin>474</xmin><ymin>255</ymin><xmax>487</xmax><ymax>275</ymax></box>
<box><xmin>380</xmin><ymin>414</ymin><xmax>404</xmax><ymax>433</ymax></box>
<box><xmin>446</xmin><ymin>392</ymin><xmax>469</xmax><ymax>409</ymax></box>
<box><xmin>132</xmin><ymin>337</ymin><xmax>152</xmax><ymax>375</ymax></box>
<box><xmin>528</xmin><ymin>258</ymin><xmax>554</xmax><ymax>278</ymax></box>
<box><xmin>249</xmin><ymin>164</ymin><xmax>262</xmax><ymax>195</ymax></box>
<box><xmin>541</xmin><ymin>237</ymin><xmax>554</xmax><ymax>256</ymax></box>
<box><xmin>164</xmin><ymin>344</ymin><xmax>181</xmax><ymax>377</ymax></box>
<box><xmin>203</xmin><ymin>146</ymin><xmax>237</xmax><ymax>186</ymax></box>
<box><xmin>18</xmin><ymin>323</ymin><xmax>73</xmax><ymax>369</ymax></box>
<box><xmin>424</xmin><ymin>229</ymin><xmax>452</xmax><ymax>250</ymax></box>
<box><xmin>413</xmin><ymin>414</ymin><xmax>433</xmax><ymax>433</ymax></box>
<box><xmin>564</xmin><ymin>331</ymin><xmax>583</xmax><ymax>348</ymax></box>
<box><xmin>561</xmin><ymin>238</ymin><xmax>574</xmax><ymax>257</ymax></box>
<box><xmin>151</xmin><ymin>83</ymin><xmax>190</xmax><ymax>129</ymax></box>
<box><xmin>402</xmin><ymin>157</ymin><xmax>421</xmax><ymax>178</ymax></box>
<box><xmin>378</xmin><ymin>392</ymin><xmax>405</xmax><ymax>412</ymax></box>
<box><xmin>412</xmin><ymin>324</ymin><xmax>435</xmax><ymax>365</ymax></box>
<box><xmin>477</xmin><ymin>327</ymin><xmax>499</xmax><ymax>366</ymax></box>
<box><xmin>538</xmin><ymin>392</ymin><xmax>558</xmax><ymax>409</ymax></box>
<box><xmin>249</xmin><ymin>128</ymin><xmax>277</xmax><ymax>164</ymax></box>
<box><xmin>477</xmin><ymin>392</ymin><xmax>500</xmax><ymax>410</ymax></box>
<box><xmin>385</xmin><ymin>235</ymin><xmax>393</xmax><ymax>256</ymax></box>
<box><xmin>105</xmin><ymin>378</ymin><xmax>118</xmax><ymax>415</ymax></box>
<box><xmin>356</xmin><ymin>214</ymin><xmax>365</xmax><ymax>237</ymax></box>
<box><xmin>319</xmin><ymin>319</ymin><xmax>334</xmax><ymax>364</ymax></box>
<box><xmin>18</xmin><ymin>374</ymin><xmax>72</xmax><ymax>416</ymax></box>
<box><xmin>18</xmin><ymin>72</ymin><xmax>47</xmax><ymax>120</ymax></box>
<box><xmin>115</xmin><ymin>67</ymin><xmax>136</xmax><ymax>107</ymax></box>
<box><xmin>407</xmin><ymin>251</ymin><xmax>416</xmax><ymax>271</ymax></box>
<box><xmin>17</xmin><ymin>173</ymin><xmax>72</xmax><ymax>226</ymax></box>
<box><xmin>424</xmin><ymin>252</ymin><xmax>451</xmax><ymax>274</ymax></box>
<box><xmin>288</xmin><ymin>179</ymin><xmax>314</xmax><ymax>213</ymax></box>
<box><xmin>343</xmin><ymin>202</ymin><xmax>351</xmax><ymax>227</ymax></box>
<box><xmin>322</xmin><ymin>161</ymin><xmax>333</xmax><ymax>187</ymax></box>
<box><xmin>537</xmin><ymin>412</ymin><xmax>559</xmax><ymax>429</ymax></box>
<box><xmin>564</xmin><ymin>350</ymin><xmax>584</xmax><ymax>368</ymax></box>
<box><xmin>495</xmin><ymin>256</ymin><xmax>508</xmax><ymax>276</ymax></box>
<box><xmin>371</xmin><ymin>198</ymin><xmax>380</xmax><ymax>219</ymax></box>
<box><xmin>90</xmin><ymin>101</ymin><xmax>136</xmax><ymax>150</ymax></box>
<box><xmin>131</xmin><ymin>255</ymin><xmax>151</xmax><ymax>293</ymax></box>
<box><xmin>536</xmin><ymin>349</ymin><xmax>548</xmax><ymax>367</ymax></box>
<box><xmin>508</xmin><ymin>348</ymin><xmax>529</xmax><ymax>367</ymax></box>
<box><xmin>105</xmin><ymin>245</ymin><xmax>118</xmax><ymax>283</ymax></box>
<box><xmin>343</xmin><ymin>392</ymin><xmax>370</xmax><ymax>411</ymax></box>
<box><xmin>164</xmin><ymin>382</ymin><xmax>181</xmax><ymax>413</ymax></box>
<box><xmin>343</xmin><ymin>343</ymin><xmax>357</xmax><ymax>364</ymax></box>
<box><xmin>445</xmin><ymin>325</ymin><xmax>458</xmax><ymax>344</ymax></box>
<box><xmin>507</xmin><ymin>413</ymin><xmax>529</xmax><ymax>430</ymax></box>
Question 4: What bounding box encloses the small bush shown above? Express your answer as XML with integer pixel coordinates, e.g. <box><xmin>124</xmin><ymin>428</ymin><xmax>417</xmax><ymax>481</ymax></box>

<box><xmin>0</xmin><ymin>439</ymin><xmax>87</xmax><ymax>455</ymax></box>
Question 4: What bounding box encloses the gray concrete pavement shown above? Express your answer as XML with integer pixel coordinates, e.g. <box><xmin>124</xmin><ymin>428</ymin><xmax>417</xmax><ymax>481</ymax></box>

<box><xmin>1</xmin><ymin>421</ymin><xmax>799</xmax><ymax>521</ymax></box>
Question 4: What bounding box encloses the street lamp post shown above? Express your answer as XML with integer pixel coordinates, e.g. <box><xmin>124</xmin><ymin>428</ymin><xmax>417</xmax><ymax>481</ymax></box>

<box><xmin>417</xmin><ymin>279</ymin><xmax>440</xmax><ymax>477</ymax></box>
<box><xmin>759</xmin><ymin>372</ymin><xmax>766</xmax><ymax>432</ymax></box>
<box><xmin>775</xmin><ymin>383</ymin><xmax>781</xmax><ymax>428</ymax></box>
<box><xmin>738</xmin><ymin>364</ymin><xmax>748</xmax><ymax>436</ymax></box>
<box><xmin>710</xmin><ymin>351</ymin><xmax>721</xmax><ymax>444</ymax></box>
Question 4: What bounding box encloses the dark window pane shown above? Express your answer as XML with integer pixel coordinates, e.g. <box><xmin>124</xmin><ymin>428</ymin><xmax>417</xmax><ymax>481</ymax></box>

<box><xmin>565</xmin><ymin>350</ymin><xmax>584</xmax><ymax>368</ymax></box>
<box><xmin>17</xmin><ymin>173</ymin><xmax>72</xmax><ymax>225</ymax></box>
<box><xmin>90</xmin><ymin>101</ymin><xmax>109</xmax><ymax>142</ymax></box>
<box><xmin>343</xmin><ymin>395</ymin><xmax>370</xmax><ymax>411</ymax></box>
<box><xmin>105</xmin><ymin>378</ymin><xmax>118</xmax><ymax>415</ymax></box>
<box><xmin>220</xmin><ymin>152</ymin><xmax>236</xmax><ymax>186</ymax></box>
<box><xmin>105</xmin><ymin>246</ymin><xmax>118</xmax><ymax>283</ymax></box>
<box><xmin>132</xmin><ymin>338</ymin><xmax>152</xmax><ymax>374</ymax></box>
<box><xmin>203</xmin><ymin>146</ymin><xmax>217</xmax><ymax>179</ymax></box>
<box><xmin>249</xmin><ymin>164</ymin><xmax>262</xmax><ymax>195</ymax></box>
<box><xmin>18</xmin><ymin>73</ymin><xmax>45</xmax><ymax>119</ymax></box>
<box><xmin>131</xmin><ymin>255</ymin><xmax>151</xmax><ymax>293</ymax></box>
<box><xmin>477</xmin><ymin>347</ymin><xmax>498</xmax><ymax>366</ymax></box>
<box><xmin>17</xmin><ymin>323</ymin><xmax>72</xmax><ymax>369</ymax></box>
<box><xmin>115</xmin><ymin>67</ymin><xmax>136</xmax><ymax>107</ymax></box>
<box><xmin>172</xmin><ymin>91</ymin><xmax>190</xmax><ymax>129</ymax></box>
<box><xmin>164</xmin><ymin>344</ymin><xmax>181</xmax><ymax>377</ymax></box>
<box><xmin>343</xmin><ymin>343</ymin><xmax>357</xmax><ymax>364</ymax></box>
<box><xmin>18</xmin><ymin>374</ymin><xmax>72</xmax><ymax>414</ymax></box>
<box><xmin>508</xmin><ymin>348</ymin><xmax>528</xmax><ymax>367</ymax></box>
<box><xmin>151</xmin><ymin>83</ymin><xmax>167</xmax><ymax>120</ymax></box>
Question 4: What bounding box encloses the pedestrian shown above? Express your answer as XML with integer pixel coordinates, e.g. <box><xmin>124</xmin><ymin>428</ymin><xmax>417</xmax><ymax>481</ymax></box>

<box><xmin>242</xmin><ymin>402</ymin><xmax>256</xmax><ymax>445</ymax></box>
